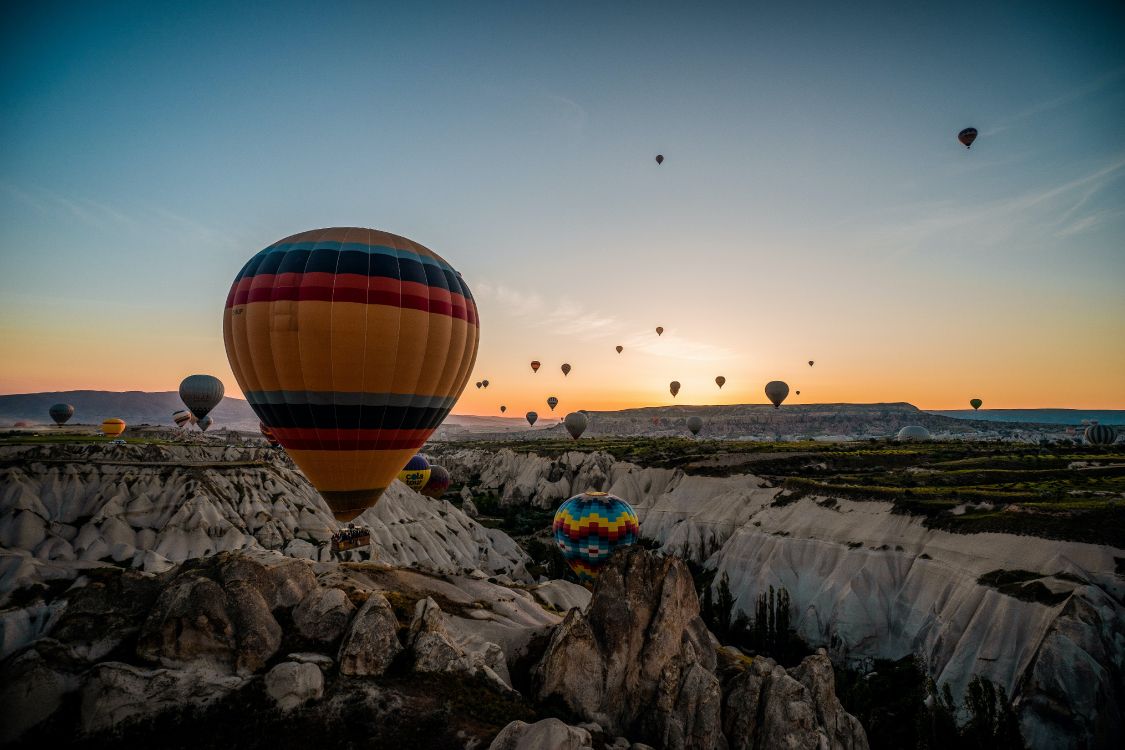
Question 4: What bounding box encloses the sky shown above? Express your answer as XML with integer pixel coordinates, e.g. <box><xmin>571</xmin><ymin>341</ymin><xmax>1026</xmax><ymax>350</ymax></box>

<box><xmin>1</xmin><ymin>0</ymin><xmax>1123</xmax><ymax>415</ymax></box>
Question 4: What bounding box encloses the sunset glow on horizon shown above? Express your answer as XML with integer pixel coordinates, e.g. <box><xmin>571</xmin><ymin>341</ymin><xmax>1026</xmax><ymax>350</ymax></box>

<box><xmin>2</xmin><ymin>2</ymin><xmax>1123</xmax><ymax>411</ymax></box>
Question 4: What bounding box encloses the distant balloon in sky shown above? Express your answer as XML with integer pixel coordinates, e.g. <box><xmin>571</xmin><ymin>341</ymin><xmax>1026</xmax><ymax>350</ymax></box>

<box><xmin>530</xmin><ymin>360</ymin><xmax>541</xmax><ymax>373</ymax></box>
<box><xmin>500</xmin><ymin>405</ymin><xmax>507</xmax><ymax>413</ymax></box>
<box><xmin>655</xmin><ymin>154</ymin><xmax>664</xmax><ymax>165</ymax></box>
<box><xmin>669</xmin><ymin>381</ymin><xmax>680</xmax><ymax>398</ymax></box>
<box><xmin>179</xmin><ymin>374</ymin><xmax>224</xmax><ymax>421</ymax></box>
<box><xmin>172</xmin><ymin>409</ymin><xmax>195</xmax><ymax>428</ymax></box>
<box><xmin>970</xmin><ymin>399</ymin><xmax>983</xmax><ymax>410</ymax></box>
<box><xmin>420</xmin><ymin>465</ymin><xmax>451</xmax><ymax>499</ymax></box>
<box><xmin>715</xmin><ymin>376</ymin><xmax>726</xmax><ymax>389</ymax></box>
<box><xmin>958</xmin><ymin>127</ymin><xmax>978</xmax><ymax>149</ymax></box>
<box><xmin>398</xmin><ymin>454</ymin><xmax>432</xmax><ymax>491</ymax></box>
<box><xmin>101</xmin><ymin>418</ymin><xmax>126</xmax><ymax>437</ymax></box>
<box><xmin>49</xmin><ymin>403</ymin><xmax>74</xmax><ymax>426</ymax></box>
<box><xmin>476</xmin><ymin>382</ymin><xmax>482</xmax><ymax>389</ymax></box>
<box><xmin>655</xmin><ymin>326</ymin><xmax>664</xmax><ymax>336</ymax></box>
<box><xmin>795</xmin><ymin>390</ymin><xmax>801</xmax><ymax>396</ymax></box>
<box><xmin>547</xmin><ymin>396</ymin><xmax>559</xmax><ymax>411</ymax></box>
<box><xmin>765</xmin><ymin>381</ymin><xmax>789</xmax><ymax>408</ymax></box>
<box><xmin>223</xmin><ymin>227</ymin><xmax>479</xmax><ymax>521</ymax></box>
<box><xmin>526</xmin><ymin>411</ymin><xmax>538</xmax><ymax>426</ymax></box>
<box><xmin>564</xmin><ymin>411</ymin><xmax>589</xmax><ymax>440</ymax></box>
<box><xmin>554</xmin><ymin>491</ymin><xmax>639</xmax><ymax>583</ymax></box>
<box><xmin>616</xmin><ymin>345</ymin><xmax>623</xmax><ymax>354</ymax></box>
<box><xmin>482</xmin><ymin>380</ymin><xmax>490</xmax><ymax>388</ymax></box>
<box><xmin>808</xmin><ymin>360</ymin><xmax>815</xmax><ymax>367</ymax></box>
<box><xmin>561</xmin><ymin>363</ymin><xmax>571</xmax><ymax>377</ymax></box>
<box><xmin>1084</xmin><ymin>424</ymin><xmax>1117</xmax><ymax>446</ymax></box>
<box><xmin>687</xmin><ymin>416</ymin><xmax>703</xmax><ymax>436</ymax></box>
<box><xmin>197</xmin><ymin>415</ymin><xmax>214</xmax><ymax>432</ymax></box>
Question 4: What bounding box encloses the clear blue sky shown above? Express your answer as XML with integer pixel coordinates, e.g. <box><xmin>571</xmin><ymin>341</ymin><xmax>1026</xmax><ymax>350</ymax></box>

<box><xmin>2</xmin><ymin>1</ymin><xmax>1123</xmax><ymax>409</ymax></box>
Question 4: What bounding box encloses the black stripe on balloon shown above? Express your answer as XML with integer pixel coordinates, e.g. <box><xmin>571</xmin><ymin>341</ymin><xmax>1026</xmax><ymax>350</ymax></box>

<box><xmin>252</xmin><ymin>403</ymin><xmax>451</xmax><ymax>430</ymax></box>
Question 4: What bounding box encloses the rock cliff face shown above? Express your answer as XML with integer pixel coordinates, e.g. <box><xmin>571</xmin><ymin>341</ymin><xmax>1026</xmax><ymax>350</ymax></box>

<box><xmin>535</xmin><ymin>547</ymin><xmax>868</xmax><ymax>750</ymax></box>
<box><xmin>435</xmin><ymin>446</ymin><xmax>1125</xmax><ymax>750</ymax></box>
<box><xmin>0</xmin><ymin>443</ymin><xmax>529</xmax><ymax>643</ymax></box>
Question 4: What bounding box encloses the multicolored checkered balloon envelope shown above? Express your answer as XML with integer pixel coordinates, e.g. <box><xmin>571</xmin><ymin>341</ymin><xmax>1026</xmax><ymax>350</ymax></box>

<box><xmin>552</xmin><ymin>491</ymin><xmax>639</xmax><ymax>583</ymax></box>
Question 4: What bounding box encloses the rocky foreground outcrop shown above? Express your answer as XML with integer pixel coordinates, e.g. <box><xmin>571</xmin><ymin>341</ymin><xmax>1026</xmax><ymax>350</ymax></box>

<box><xmin>0</xmin><ymin>442</ymin><xmax>531</xmax><ymax>659</ymax></box>
<box><xmin>0</xmin><ymin>546</ymin><xmax>865</xmax><ymax>750</ymax></box>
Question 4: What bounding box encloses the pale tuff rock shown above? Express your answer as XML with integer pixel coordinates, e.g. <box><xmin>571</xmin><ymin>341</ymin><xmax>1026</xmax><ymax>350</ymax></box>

<box><xmin>723</xmin><ymin>650</ymin><xmax>868</xmax><ymax>750</ymax></box>
<box><xmin>79</xmin><ymin>661</ymin><xmax>246</xmax><ymax>734</ymax></box>
<box><xmin>407</xmin><ymin>596</ymin><xmax>512</xmax><ymax>690</ymax></box>
<box><xmin>264</xmin><ymin>660</ymin><xmax>324</xmax><ymax>712</ymax></box>
<box><xmin>489</xmin><ymin>718</ymin><xmax>594</xmax><ymax>750</ymax></box>
<box><xmin>530</xmin><ymin>578</ymin><xmax>592</xmax><ymax>613</ymax></box>
<box><xmin>292</xmin><ymin>586</ymin><xmax>355</xmax><ymax>644</ymax></box>
<box><xmin>337</xmin><ymin>593</ymin><xmax>402</xmax><ymax>677</ymax></box>
<box><xmin>463</xmin><ymin>496</ymin><xmax>480</xmax><ymax>517</ymax></box>
<box><xmin>535</xmin><ymin>548</ymin><xmax>725</xmax><ymax>750</ymax></box>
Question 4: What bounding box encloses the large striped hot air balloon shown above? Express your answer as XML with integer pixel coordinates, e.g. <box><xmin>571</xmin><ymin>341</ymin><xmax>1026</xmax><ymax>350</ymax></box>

<box><xmin>179</xmin><ymin>375</ymin><xmax>224</xmax><ymax>421</ymax></box>
<box><xmin>398</xmin><ymin>453</ymin><xmax>432</xmax><ymax>491</ymax></box>
<box><xmin>553</xmin><ymin>491</ymin><xmax>639</xmax><ymax>583</ymax></box>
<box><xmin>49</xmin><ymin>403</ymin><xmax>74</xmax><ymax>426</ymax></box>
<box><xmin>1085</xmin><ymin>424</ymin><xmax>1117</xmax><ymax>446</ymax></box>
<box><xmin>223</xmin><ymin>227</ymin><xmax>479</xmax><ymax>520</ymax></box>
<box><xmin>101</xmin><ymin>418</ymin><xmax>126</xmax><ymax>437</ymax></box>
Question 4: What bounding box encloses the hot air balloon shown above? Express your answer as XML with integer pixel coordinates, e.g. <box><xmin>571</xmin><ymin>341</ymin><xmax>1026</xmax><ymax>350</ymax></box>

<box><xmin>616</xmin><ymin>345</ymin><xmax>623</xmax><ymax>354</ymax></box>
<box><xmin>715</xmin><ymin>376</ymin><xmax>725</xmax><ymax>389</ymax></box>
<box><xmin>500</xmin><ymin>405</ymin><xmax>507</xmax><ymax>414</ymax></box>
<box><xmin>101</xmin><ymin>418</ymin><xmax>126</xmax><ymax>437</ymax></box>
<box><xmin>398</xmin><ymin>454</ymin><xmax>432</xmax><ymax>491</ymax></box>
<box><xmin>476</xmin><ymin>382</ymin><xmax>483</xmax><ymax>389</ymax></box>
<box><xmin>795</xmin><ymin>390</ymin><xmax>801</xmax><ymax>396</ymax></box>
<box><xmin>686</xmin><ymin>416</ymin><xmax>703</xmax><ymax>436</ymax></box>
<box><xmin>420</xmin><ymin>464</ymin><xmax>451</xmax><ymax>498</ymax></box>
<box><xmin>198</xmin><ymin>415</ymin><xmax>214</xmax><ymax>432</ymax></box>
<box><xmin>530</xmin><ymin>361</ymin><xmax>541</xmax><ymax>373</ymax></box>
<box><xmin>897</xmin><ymin>425</ymin><xmax>931</xmax><ymax>441</ymax></box>
<box><xmin>526</xmin><ymin>411</ymin><xmax>538</xmax><ymax>426</ymax></box>
<box><xmin>482</xmin><ymin>379</ymin><xmax>490</xmax><ymax>388</ymax></box>
<box><xmin>561</xmin><ymin>363</ymin><xmax>571</xmax><ymax>377</ymax></box>
<box><xmin>49</xmin><ymin>403</ymin><xmax>74</xmax><ymax>426</ymax></box>
<box><xmin>223</xmin><ymin>227</ymin><xmax>479</xmax><ymax>521</ymax></box>
<box><xmin>172</xmin><ymin>409</ymin><xmax>195</xmax><ymax>429</ymax></box>
<box><xmin>808</xmin><ymin>361</ymin><xmax>814</xmax><ymax>367</ymax></box>
<box><xmin>970</xmin><ymin>399</ymin><xmax>983</xmax><ymax>411</ymax></box>
<box><xmin>765</xmin><ymin>381</ymin><xmax>789</xmax><ymax>408</ymax></box>
<box><xmin>547</xmin><ymin>397</ymin><xmax>559</xmax><ymax>411</ymax></box>
<box><xmin>260</xmin><ymin>422</ymin><xmax>281</xmax><ymax>447</ymax></box>
<box><xmin>553</xmin><ymin>491</ymin><xmax>639</xmax><ymax>583</ymax></box>
<box><xmin>958</xmin><ymin>127</ymin><xmax>978</xmax><ymax>149</ymax></box>
<box><xmin>179</xmin><ymin>374</ymin><xmax>224</xmax><ymax>421</ymax></box>
<box><xmin>1085</xmin><ymin>424</ymin><xmax>1118</xmax><ymax>446</ymax></box>
<box><xmin>655</xmin><ymin>326</ymin><xmax>664</xmax><ymax>336</ymax></box>
<box><xmin>564</xmin><ymin>411</ymin><xmax>588</xmax><ymax>440</ymax></box>
<box><xmin>669</xmin><ymin>381</ymin><xmax>680</xmax><ymax>398</ymax></box>
<box><xmin>655</xmin><ymin>154</ymin><xmax>664</xmax><ymax>165</ymax></box>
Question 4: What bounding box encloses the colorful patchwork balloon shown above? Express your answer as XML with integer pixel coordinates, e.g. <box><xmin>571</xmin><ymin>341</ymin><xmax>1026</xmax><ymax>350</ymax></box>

<box><xmin>223</xmin><ymin>227</ymin><xmax>479</xmax><ymax>520</ymax></box>
<box><xmin>101</xmin><ymin>418</ymin><xmax>126</xmax><ymax>437</ymax></box>
<box><xmin>420</xmin><ymin>464</ymin><xmax>451</xmax><ymax>498</ymax></box>
<box><xmin>553</xmin><ymin>491</ymin><xmax>640</xmax><ymax>583</ymax></box>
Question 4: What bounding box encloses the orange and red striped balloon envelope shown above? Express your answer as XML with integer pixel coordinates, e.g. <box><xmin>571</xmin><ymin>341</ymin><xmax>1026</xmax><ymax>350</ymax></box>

<box><xmin>223</xmin><ymin>227</ymin><xmax>480</xmax><ymax>520</ymax></box>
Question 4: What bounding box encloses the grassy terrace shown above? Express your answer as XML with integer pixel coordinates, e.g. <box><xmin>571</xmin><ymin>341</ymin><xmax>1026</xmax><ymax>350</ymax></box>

<box><xmin>440</xmin><ymin>437</ymin><xmax>1125</xmax><ymax>547</ymax></box>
